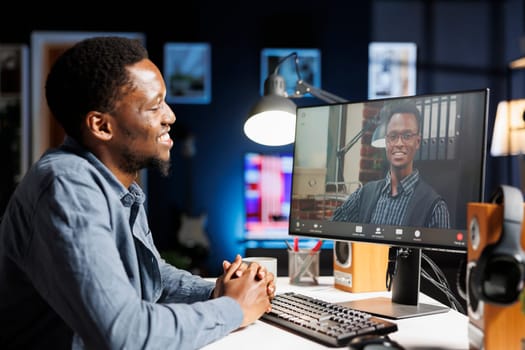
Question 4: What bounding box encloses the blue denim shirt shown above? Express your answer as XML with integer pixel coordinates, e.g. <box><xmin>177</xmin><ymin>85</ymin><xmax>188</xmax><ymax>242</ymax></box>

<box><xmin>0</xmin><ymin>137</ymin><xmax>243</xmax><ymax>349</ymax></box>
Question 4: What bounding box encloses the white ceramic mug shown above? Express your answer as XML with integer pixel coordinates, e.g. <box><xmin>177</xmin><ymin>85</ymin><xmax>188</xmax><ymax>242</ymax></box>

<box><xmin>242</xmin><ymin>257</ymin><xmax>278</xmax><ymax>276</ymax></box>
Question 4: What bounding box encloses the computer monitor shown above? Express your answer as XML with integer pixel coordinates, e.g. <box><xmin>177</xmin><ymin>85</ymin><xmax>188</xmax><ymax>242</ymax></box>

<box><xmin>290</xmin><ymin>88</ymin><xmax>489</xmax><ymax>318</ymax></box>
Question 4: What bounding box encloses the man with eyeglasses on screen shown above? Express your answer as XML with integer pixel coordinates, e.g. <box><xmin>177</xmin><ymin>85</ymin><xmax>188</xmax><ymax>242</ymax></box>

<box><xmin>331</xmin><ymin>101</ymin><xmax>450</xmax><ymax>229</ymax></box>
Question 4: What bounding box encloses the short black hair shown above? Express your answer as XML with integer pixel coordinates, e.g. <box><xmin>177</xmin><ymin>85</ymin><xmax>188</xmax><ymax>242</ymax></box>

<box><xmin>45</xmin><ymin>36</ymin><xmax>148</xmax><ymax>141</ymax></box>
<box><xmin>386</xmin><ymin>101</ymin><xmax>422</xmax><ymax>132</ymax></box>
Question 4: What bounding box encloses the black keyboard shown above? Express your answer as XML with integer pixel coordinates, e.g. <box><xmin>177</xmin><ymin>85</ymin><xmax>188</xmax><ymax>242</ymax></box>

<box><xmin>261</xmin><ymin>292</ymin><xmax>398</xmax><ymax>347</ymax></box>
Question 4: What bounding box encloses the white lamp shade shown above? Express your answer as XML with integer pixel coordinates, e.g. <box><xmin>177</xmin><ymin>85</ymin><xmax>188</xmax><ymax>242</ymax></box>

<box><xmin>491</xmin><ymin>99</ymin><xmax>525</xmax><ymax>156</ymax></box>
<box><xmin>244</xmin><ymin>110</ymin><xmax>296</xmax><ymax>146</ymax></box>
<box><xmin>244</xmin><ymin>94</ymin><xmax>297</xmax><ymax>146</ymax></box>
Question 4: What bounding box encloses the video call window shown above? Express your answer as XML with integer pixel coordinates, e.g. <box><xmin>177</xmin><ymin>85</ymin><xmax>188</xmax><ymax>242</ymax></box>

<box><xmin>291</xmin><ymin>89</ymin><xmax>488</xmax><ymax>251</ymax></box>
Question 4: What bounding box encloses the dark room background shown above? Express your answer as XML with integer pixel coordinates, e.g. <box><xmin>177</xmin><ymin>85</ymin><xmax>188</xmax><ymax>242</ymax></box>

<box><xmin>1</xmin><ymin>1</ymin><xmax>524</xmax><ymax>307</ymax></box>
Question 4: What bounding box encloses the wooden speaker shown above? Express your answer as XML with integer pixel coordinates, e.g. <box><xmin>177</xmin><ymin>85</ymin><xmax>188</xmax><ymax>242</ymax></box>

<box><xmin>333</xmin><ymin>240</ymin><xmax>389</xmax><ymax>292</ymax></box>
<box><xmin>467</xmin><ymin>202</ymin><xmax>525</xmax><ymax>350</ymax></box>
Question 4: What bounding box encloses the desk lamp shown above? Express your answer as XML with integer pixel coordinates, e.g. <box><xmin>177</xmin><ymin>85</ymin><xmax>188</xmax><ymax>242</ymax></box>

<box><xmin>244</xmin><ymin>52</ymin><xmax>348</xmax><ymax>146</ymax></box>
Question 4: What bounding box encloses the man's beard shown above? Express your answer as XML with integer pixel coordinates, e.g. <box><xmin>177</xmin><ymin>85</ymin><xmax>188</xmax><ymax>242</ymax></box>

<box><xmin>120</xmin><ymin>150</ymin><xmax>171</xmax><ymax>177</ymax></box>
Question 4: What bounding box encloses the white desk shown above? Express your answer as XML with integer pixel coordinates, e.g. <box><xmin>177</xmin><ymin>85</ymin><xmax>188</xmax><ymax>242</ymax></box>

<box><xmin>202</xmin><ymin>276</ymin><xmax>469</xmax><ymax>350</ymax></box>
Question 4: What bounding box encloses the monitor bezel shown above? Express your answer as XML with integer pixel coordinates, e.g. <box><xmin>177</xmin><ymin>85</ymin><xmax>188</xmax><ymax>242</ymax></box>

<box><xmin>289</xmin><ymin>88</ymin><xmax>489</xmax><ymax>254</ymax></box>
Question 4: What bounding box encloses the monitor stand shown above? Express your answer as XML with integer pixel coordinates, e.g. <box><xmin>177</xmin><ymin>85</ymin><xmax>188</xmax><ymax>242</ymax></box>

<box><xmin>338</xmin><ymin>248</ymin><xmax>449</xmax><ymax>319</ymax></box>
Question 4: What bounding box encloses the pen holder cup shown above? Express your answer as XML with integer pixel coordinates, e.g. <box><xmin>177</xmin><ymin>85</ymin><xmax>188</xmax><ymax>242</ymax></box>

<box><xmin>288</xmin><ymin>249</ymin><xmax>320</xmax><ymax>286</ymax></box>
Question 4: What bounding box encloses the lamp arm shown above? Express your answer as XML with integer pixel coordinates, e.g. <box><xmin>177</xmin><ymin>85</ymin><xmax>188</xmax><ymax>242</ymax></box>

<box><xmin>294</xmin><ymin>80</ymin><xmax>348</xmax><ymax>104</ymax></box>
<box><xmin>337</xmin><ymin>130</ymin><xmax>365</xmax><ymax>156</ymax></box>
<box><xmin>272</xmin><ymin>51</ymin><xmax>347</xmax><ymax>103</ymax></box>
<box><xmin>336</xmin><ymin>118</ymin><xmax>379</xmax><ymax>157</ymax></box>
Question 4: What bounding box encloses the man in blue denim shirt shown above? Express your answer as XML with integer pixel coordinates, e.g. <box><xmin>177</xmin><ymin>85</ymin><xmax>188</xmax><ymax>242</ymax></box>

<box><xmin>0</xmin><ymin>36</ymin><xmax>275</xmax><ymax>349</ymax></box>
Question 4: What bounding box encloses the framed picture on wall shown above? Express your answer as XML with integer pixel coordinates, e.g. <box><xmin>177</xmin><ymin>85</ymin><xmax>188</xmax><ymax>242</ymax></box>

<box><xmin>368</xmin><ymin>42</ymin><xmax>417</xmax><ymax>99</ymax></box>
<box><xmin>30</xmin><ymin>31</ymin><xmax>146</xmax><ymax>165</ymax></box>
<box><xmin>260</xmin><ymin>48</ymin><xmax>321</xmax><ymax>97</ymax></box>
<box><xmin>163</xmin><ymin>42</ymin><xmax>211</xmax><ymax>104</ymax></box>
<box><xmin>0</xmin><ymin>44</ymin><xmax>29</xmax><ymax>184</ymax></box>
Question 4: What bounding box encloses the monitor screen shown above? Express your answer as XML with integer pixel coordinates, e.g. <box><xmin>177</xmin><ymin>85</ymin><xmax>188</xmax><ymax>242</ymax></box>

<box><xmin>244</xmin><ymin>152</ymin><xmax>293</xmax><ymax>240</ymax></box>
<box><xmin>290</xmin><ymin>89</ymin><xmax>489</xmax><ymax>318</ymax></box>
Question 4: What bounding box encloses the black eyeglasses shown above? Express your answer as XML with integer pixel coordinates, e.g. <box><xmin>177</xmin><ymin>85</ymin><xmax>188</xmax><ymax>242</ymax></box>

<box><xmin>385</xmin><ymin>132</ymin><xmax>418</xmax><ymax>144</ymax></box>
<box><xmin>348</xmin><ymin>335</ymin><xmax>405</xmax><ymax>350</ymax></box>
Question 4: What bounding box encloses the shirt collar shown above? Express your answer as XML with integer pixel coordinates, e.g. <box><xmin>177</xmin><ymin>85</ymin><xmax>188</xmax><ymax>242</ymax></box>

<box><xmin>382</xmin><ymin>169</ymin><xmax>420</xmax><ymax>195</ymax></box>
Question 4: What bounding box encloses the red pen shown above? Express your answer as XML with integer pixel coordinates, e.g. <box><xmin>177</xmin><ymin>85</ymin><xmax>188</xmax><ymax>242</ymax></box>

<box><xmin>293</xmin><ymin>237</ymin><xmax>299</xmax><ymax>252</ymax></box>
<box><xmin>310</xmin><ymin>240</ymin><xmax>323</xmax><ymax>253</ymax></box>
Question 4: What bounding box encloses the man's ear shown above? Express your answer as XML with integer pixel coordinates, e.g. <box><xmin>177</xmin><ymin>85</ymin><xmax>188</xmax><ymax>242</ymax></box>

<box><xmin>86</xmin><ymin>111</ymin><xmax>112</xmax><ymax>141</ymax></box>
<box><xmin>414</xmin><ymin>133</ymin><xmax>421</xmax><ymax>150</ymax></box>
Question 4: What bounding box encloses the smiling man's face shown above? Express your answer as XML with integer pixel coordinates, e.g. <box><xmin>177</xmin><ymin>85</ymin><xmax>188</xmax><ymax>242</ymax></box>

<box><xmin>385</xmin><ymin>112</ymin><xmax>421</xmax><ymax>173</ymax></box>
